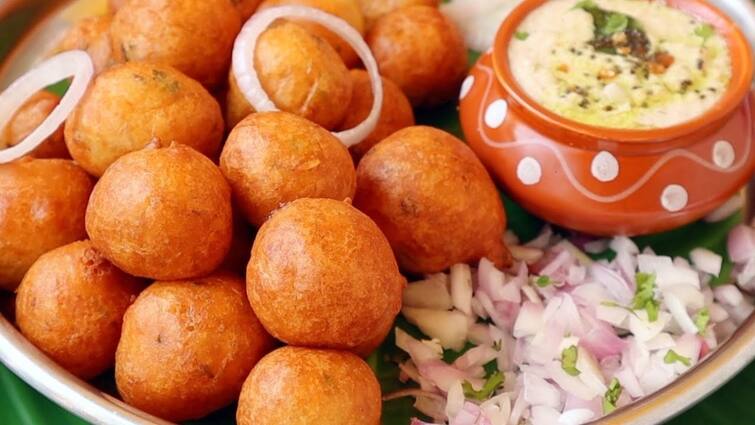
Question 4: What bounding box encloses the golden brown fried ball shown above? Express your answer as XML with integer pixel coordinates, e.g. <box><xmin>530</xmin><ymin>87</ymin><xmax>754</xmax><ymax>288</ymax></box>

<box><xmin>354</xmin><ymin>126</ymin><xmax>511</xmax><ymax>274</ymax></box>
<box><xmin>0</xmin><ymin>91</ymin><xmax>68</xmax><ymax>159</ymax></box>
<box><xmin>247</xmin><ymin>198</ymin><xmax>404</xmax><ymax>351</ymax></box>
<box><xmin>0</xmin><ymin>159</ymin><xmax>93</xmax><ymax>291</ymax></box>
<box><xmin>64</xmin><ymin>62</ymin><xmax>223</xmax><ymax>177</ymax></box>
<box><xmin>353</xmin><ymin>316</ymin><xmax>392</xmax><ymax>357</ymax></box>
<box><xmin>258</xmin><ymin>0</ymin><xmax>365</xmax><ymax>67</ymax></box>
<box><xmin>54</xmin><ymin>15</ymin><xmax>118</xmax><ymax>74</ymax></box>
<box><xmin>224</xmin><ymin>73</ymin><xmax>255</xmax><ymax>131</ymax></box>
<box><xmin>86</xmin><ymin>145</ymin><xmax>233</xmax><ymax>280</ymax></box>
<box><xmin>367</xmin><ymin>5</ymin><xmax>467</xmax><ymax>107</ymax></box>
<box><xmin>252</xmin><ymin>21</ymin><xmax>352</xmax><ymax>130</ymax></box>
<box><xmin>116</xmin><ymin>273</ymin><xmax>274</xmax><ymax>422</ymax></box>
<box><xmin>220</xmin><ymin>112</ymin><xmax>356</xmax><ymax>227</ymax></box>
<box><xmin>16</xmin><ymin>241</ymin><xmax>143</xmax><ymax>380</ymax></box>
<box><xmin>358</xmin><ymin>0</ymin><xmax>438</xmax><ymax>30</ymax></box>
<box><xmin>110</xmin><ymin>0</ymin><xmax>241</xmax><ymax>87</ymax></box>
<box><xmin>108</xmin><ymin>0</ymin><xmax>126</xmax><ymax>11</ymax></box>
<box><xmin>234</xmin><ymin>0</ymin><xmax>262</xmax><ymax>19</ymax></box>
<box><xmin>339</xmin><ymin>69</ymin><xmax>415</xmax><ymax>160</ymax></box>
<box><xmin>237</xmin><ymin>347</ymin><xmax>381</xmax><ymax>425</ymax></box>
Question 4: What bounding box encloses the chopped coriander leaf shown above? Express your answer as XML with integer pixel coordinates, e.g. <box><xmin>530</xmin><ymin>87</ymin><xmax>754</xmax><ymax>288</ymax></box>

<box><xmin>515</xmin><ymin>31</ymin><xmax>529</xmax><ymax>41</ymax></box>
<box><xmin>664</xmin><ymin>349</ymin><xmax>692</xmax><ymax>367</ymax></box>
<box><xmin>603</xmin><ymin>378</ymin><xmax>623</xmax><ymax>414</ymax></box>
<box><xmin>483</xmin><ymin>359</ymin><xmax>499</xmax><ymax>378</ymax></box>
<box><xmin>603</xmin><ymin>13</ymin><xmax>629</xmax><ymax>35</ymax></box>
<box><xmin>695</xmin><ymin>24</ymin><xmax>715</xmax><ymax>43</ymax></box>
<box><xmin>536</xmin><ymin>275</ymin><xmax>552</xmax><ymax>287</ymax></box>
<box><xmin>694</xmin><ymin>308</ymin><xmax>710</xmax><ymax>335</ymax></box>
<box><xmin>462</xmin><ymin>371</ymin><xmax>504</xmax><ymax>401</ymax></box>
<box><xmin>561</xmin><ymin>345</ymin><xmax>581</xmax><ymax>376</ymax></box>
<box><xmin>632</xmin><ymin>272</ymin><xmax>660</xmax><ymax>322</ymax></box>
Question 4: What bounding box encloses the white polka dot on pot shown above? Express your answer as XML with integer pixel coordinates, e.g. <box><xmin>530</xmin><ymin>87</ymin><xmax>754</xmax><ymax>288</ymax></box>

<box><xmin>591</xmin><ymin>151</ymin><xmax>619</xmax><ymax>182</ymax></box>
<box><xmin>661</xmin><ymin>184</ymin><xmax>688</xmax><ymax>212</ymax></box>
<box><xmin>517</xmin><ymin>157</ymin><xmax>542</xmax><ymax>186</ymax></box>
<box><xmin>712</xmin><ymin>140</ymin><xmax>735</xmax><ymax>169</ymax></box>
<box><xmin>484</xmin><ymin>99</ymin><xmax>508</xmax><ymax>129</ymax></box>
<box><xmin>459</xmin><ymin>75</ymin><xmax>475</xmax><ymax>100</ymax></box>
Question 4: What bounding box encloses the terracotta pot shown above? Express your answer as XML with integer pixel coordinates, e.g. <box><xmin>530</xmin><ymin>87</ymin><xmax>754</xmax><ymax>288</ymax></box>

<box><xmin>460</xmin><ymin>0</ymin><xmax>755</xmax><ymax>236</ymax></box>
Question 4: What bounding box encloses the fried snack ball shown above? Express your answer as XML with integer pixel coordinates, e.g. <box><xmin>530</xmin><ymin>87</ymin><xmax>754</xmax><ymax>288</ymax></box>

<box><xmin>86</xmin><ymin>145</ymin><xmax>233</xmax><ymax>280</ymax></box>
<box><xmin>237</xmin><ymin>347</ymin><xmax>381</xmax><ymax>425</ymax></box>
<box><xmin>110</xmin><ymin>0</ymin><xmax>241</xmax><ymax>87</ymax></box>
<box><xmin>358</xmin><ymin>0</ymin><xmax>439</xmax><ymax>29</ymax></box>
<box><xmin>108</xmin><ymin>0</ymin><xmax>126</xmax><ymax>11</ymax></box>
<box><xmin>247</xmin><ymin>198</ymin><xmax>404</xmax><ymax>350</ymax></box>
<box><xmin>253</xmin><ymin>21</ymin><xmax>352</xmax><ymax>130</ymax></box>
<box><xmin>224</xmin><ymin>73</ymin><xmax>254</xmax><ymax>131</ymax></box>
<box><xmin>258</xmin><ymin>0</ymin><xmax>365</xmax><ymax>67</ymax></box>
<box><xmin>53</xmin><ymin>15</ymin><xmax>117</xmax><ymax>74</ymax></box>
<box><xmin>15</xmin><ymin>241</ymin><xmax>143</xmax><ymax>379</ymax></box>
<box><xmin>367</xmin><ymin>5</ymin><xmax>467</xmax><ymax>108</ymax></box>
<box><xmin>220</xmin><ymin>112</ymin><xmax>356</xmax><ymax>226</ymax></box>
<box><xmin>0</xmin><ymin>91</ymin><xmax>68</xmax><ymax>159</ymax></box>
<box><xmin>0</xmin><ymin>159</ymin><xmax>93</xmax><ymax>291</ymax></box>
<box><xmin>116</xmin><ymin>273</ymin><xmax>274</xmax><ymax>422</ymax></box>
<box><xmin>65</xmin><ymin>62</ymin><xmax>223</xmax><ymax>177</ymax></box>
<box><xmin>339</xmin><ymin>69</ymin><xmax>414</xmax><ymax>160</ymax></box>
<box><xmin>234</xmin><ymin>0</ymin><xmax>262</xmax><ymax>19</ymax></box>
<box><xmin>354</xmin><ymin>126</ymin><xmax>512</xmax><ymax>274</ymax></box>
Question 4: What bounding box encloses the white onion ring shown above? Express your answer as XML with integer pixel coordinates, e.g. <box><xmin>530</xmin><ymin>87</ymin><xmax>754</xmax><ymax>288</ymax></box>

<box><xmin>0</xmin><ymin>50</ymin><xmax>94</xmax><ymax>163</ymax></box>
<box><xmin>232</xmin><ymin>6</ymin><xmax>384</xmax><ymax>147</ymax></box>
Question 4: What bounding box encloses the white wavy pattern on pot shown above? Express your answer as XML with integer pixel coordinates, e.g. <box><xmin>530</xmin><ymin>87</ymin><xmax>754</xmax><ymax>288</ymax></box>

<box><xmin>473</xmin><ymin>63</ymin><xmax>753</xmax><ymax>204</ymax></box>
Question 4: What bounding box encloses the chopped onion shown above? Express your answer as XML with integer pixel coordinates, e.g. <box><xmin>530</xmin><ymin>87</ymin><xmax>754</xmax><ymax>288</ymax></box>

<box><xmin>558</xmin><ymin>409</ymin><xmax>595</xmax><ymax>425</ymax></box>
<box><xmin>509</xmin><ymin>245</ymin><xmax>544</xmax><ymax>264</ymax></box>
<box><xmin>404</xmin><ymin>277</ymin><xmax>454</xmax><ymax>310</ymax></box>
<box><xmin>0</xmin><ymin>50</ymin><xmax>93</xmax><ymax>163</ymax></box>
<box><xmin>690</xmin><ymin>248</ymin><xmax>723</xmax><ymax>276</ymax></box>
<box><xmin>727</xmin><ymin>225</ymin><xmax>755</xmax><ymax>264</ymax></box>
<box><xmin>714</xmin><ymin>285</ymin><xmax>744</xmax><ymax>306</ymax></box>
<box><xmin>513</xmin><ymin>302</ymin><xmax>544</xmax><ymax>338</ymax></box>
<box><xmin>445</xmin><ymin>380</ymin><xmax>465</xmax><ymax>421</ymax></box>
<box><xmin>402</xmin><ymin>307</ymin><xmax>469</xmax><ymax>351</ymax></box>
<box><xmin>451</xmin><ymin>264</ymin><xmax>474</xmax><ymax>315</ymax></box>
<box><xmin>232</xmin><ymin>6</ymin><xmax>383</xmax><ymax>147</ymax></box>
<box><xmin>705</xmin><ymin>194</ymin><xmax>743</xmax><ymax>222</ymax></box>
<box><xmin>523</xmin><ymin>373</ymin><xmax>562</xmax><ymax>409</ymax></box>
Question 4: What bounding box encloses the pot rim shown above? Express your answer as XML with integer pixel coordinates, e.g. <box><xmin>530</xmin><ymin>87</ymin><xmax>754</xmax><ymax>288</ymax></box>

<box><xmin>492</xmin><ymin>0</ymin><xmax>754</xmax><ymax>149</ymax></box>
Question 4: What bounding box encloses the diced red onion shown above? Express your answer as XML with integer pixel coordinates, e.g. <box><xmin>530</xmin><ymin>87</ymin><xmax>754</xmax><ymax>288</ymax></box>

<box><xmin>690</xmin><ymin>248</ymin><xmax>723</xmax><ymax>276</ymax></box>
<box><xmin>479</xmin><ymin>258</ymin><xmax>507</xmax><ymax>301</ymax></box>
<box><xmin>539</xmin><ymin>249</ymin><xmax>574</xmax><ymax>277</ymax></box>
<box><xmin>453</xmin><ymin>345</ymin><xmax>498</xmax><ymax>371</ymax></box>
<box><xmin>558</xmin><ymin>408</ymin><xmax>595</xmax><ymax>425</ymax></box>
<box><xmin>531</xmin><ymin>405</ymin><xmax>561</xmax><ymax>425</ymax></box>
<box><xmin>419</xmin><ymin>360</ymin><xmax>480</xmax><ymax>393</ymax></box>
<box><xmin>714</xmin><ymin>285</ymin><xmax>744</xmax><ymax>306</ymax></box>
<box><xmin>415</xmin><ymin>395</ymin><xmax>449</xmax><ymax>422</ymax></box>
<box><xmin>580</xmin><ymin>325</ymin><xmax>627</xmax><ymax>360</ymax></box>
<box><xmin>525</xmin><ymin>226</ymin><xmax>553</xmax><ymax>249</ymax></box>
<box><xmin>664</xmin><ymin>292</ymin><xmax>699</xmax><ymax>335</ymax></box>
<box><xmin>402</xmin><ymin>307</ymin><xmax>470</xmax><ymax>351</ymax></box>
<box><xmin>232</xmin><ymin>6</ymin><xmax>383</xmax><ymax>147</ymax></box>
<box><xmin>645</xmin><ymin>332</ymin><xmax>676</xmax><ymax>351</ymax></box>
<box><xmin>513</xmin><ymin>302</ymin><xmax>544</xmax><ymax>338</ymax></box>
<box><xmin>583</xmin><ymin>239</ymin><xmax>609</xmax><ymax>254</ymax></box>
<box><xmin>709</xmin><ymin>303</ymin><xmax>729</xmax><ymax>323</ymax></box>
<box><xmin>545</xmin><ymin>361</ymin><xmax>598</xmax><ymax>401</ymax></box>
<box><xmin>510</xmin><ymin>246</ymin><xmax>545</xmax><ymax>264</ymax></box>
<box><xmin>395</xmin><ymin>327</ymin><xmax>442</xmax><ymax>364</ymax></box>
<box><xmin>523</xmin><ymin>373</ymin><xmax>562</xmax><ymax>409</ymax></box>
<box><xmin>0</xmin><ymin>50</ymin><xmax>93</xmax><ymax>163</ymax></box>
<box><xmin>451</xmin><ymin>264</ymin><xmax>474</xmax><ymax>315</ymax></box>
<box><xmin>705</xmin><ymin>194</ymin><xmax>743</xmax><ymax>223</ymax></box>
<box><xmin>384</xmin><ymin>388</ymin><xmax>446</xmax><ymax>402</ymax></box>
<box><xmin>614</xmin><ymin>367</ymin><xmax>645</xmax><ymax>398</ymax></box>
<box><xmin>727</xmin><ymin>225</ymin><xmax>755</xmax><ymax>264</ymax></box>
<box><xmin>509</xmin><ymin>391</ymin><xmax>528</xmax><ymax>425</ymax></box>
<box><xmin>589</xmin><ymin>263</ymin><xmax>634</xmax><ymax>304</ymax></box>
<box><xmin>446</xmin><ymin>380</ymin><xmax>466</xmax><ymax>421</ymax></box>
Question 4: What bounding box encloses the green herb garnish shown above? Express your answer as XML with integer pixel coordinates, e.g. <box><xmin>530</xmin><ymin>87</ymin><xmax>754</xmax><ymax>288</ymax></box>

<box><xmin>535</xmin><ymin>276</ymin><xmax>552</xmax><ymax>287</ymax></box>
<box><xmin>602</xmin><ymin>13</ymin><xmax>629</xmax><ymax>35</ymax></box>
<box><xmin>515</xmin><ymin>31</ymin><xmax>530</xmax><ymax>41</ymax></box>
<box><xmin>574</xmin><ymin>0</ymin><xmax>649</xmax><ymax>58</ymax></box>
<box><xmin>694</xmin><ymin>308</ymin><xmax>710</xmax><ymax>335</ymax></box>
<box><xmin>602</xmin><ymin>378</ymin><xmax>623</xmax><ymax>414</ymax></box>
<box><xmin>462</xmin><ymin>371</ymin><xmax>505</xmax><ymax>401</ymax></box>
<box><xmin>632</xmin><ymin>272</ymin><xmax>660</xmax><ymax>322</ymax></box>
<box><xmin>695</xmin><ymin>24</ymin><xmax>715</xmax><ymax>44</ymax></box>
<box><xmin>664</xmin><ymin>349</ymin><xmax>692</xmax><ymax>367</ymax></box>
<box><xmin>561</xmin><ymin>345</ymin><xmax>581</xmax><ymax>376</ymax></box>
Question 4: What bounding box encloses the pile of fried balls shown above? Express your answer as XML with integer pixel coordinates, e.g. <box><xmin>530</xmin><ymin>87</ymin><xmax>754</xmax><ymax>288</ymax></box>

<box><xmin>0</xmin><ymin>0</ymin><xmax>512</xmax><ymax>423</ymax></box>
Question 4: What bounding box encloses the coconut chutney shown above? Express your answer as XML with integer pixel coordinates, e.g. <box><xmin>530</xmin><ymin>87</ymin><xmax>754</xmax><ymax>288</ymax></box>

<box><xmin>508</xmin><ymin>0</ymin><xmax>732</xmax><ymax>129</ymax></box>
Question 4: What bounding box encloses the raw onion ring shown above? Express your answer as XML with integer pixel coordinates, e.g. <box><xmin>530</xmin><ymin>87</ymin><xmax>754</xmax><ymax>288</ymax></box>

<box><xmin>0</xmin><ymin>50</ymin><xmax>93</xmax><ymax>163</ymax></box>
<box><xmin>232</xmin><ymin>6</ymin><xmax>384</xmax><ymax>147</ymax></box>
